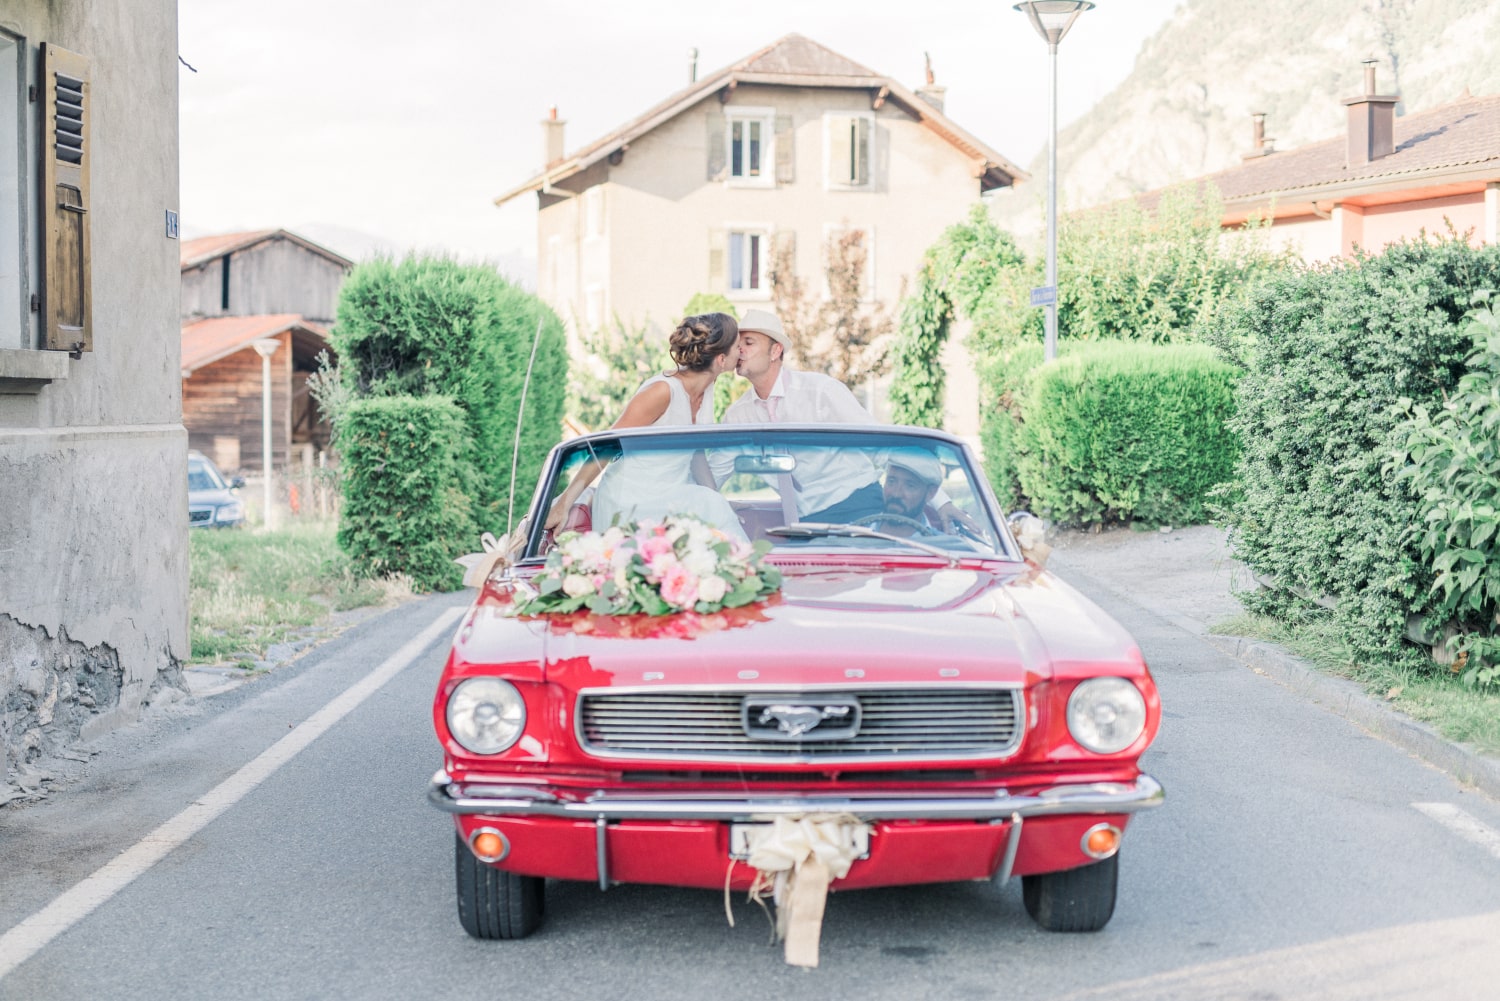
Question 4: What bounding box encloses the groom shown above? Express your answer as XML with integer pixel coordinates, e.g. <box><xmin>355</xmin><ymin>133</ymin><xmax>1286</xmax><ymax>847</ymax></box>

<box><xmin>722</xmin><ymin>308</ymin><xmax>973</xmax><ymax>532</ymax></box>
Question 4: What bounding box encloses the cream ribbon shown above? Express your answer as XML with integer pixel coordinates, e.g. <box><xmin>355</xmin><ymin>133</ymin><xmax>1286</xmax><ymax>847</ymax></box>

<box><xmin>453</xmin><ymin>519</ymin><xmax>528</xmax><ymax>588</ymax></box>
<box><xmin>735</xmin><ymin>814</ymin><xmax>869</xmax><ymax>968</ymax></box>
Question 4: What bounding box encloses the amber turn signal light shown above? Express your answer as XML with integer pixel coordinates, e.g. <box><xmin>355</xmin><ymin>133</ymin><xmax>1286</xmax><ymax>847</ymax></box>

<box><xmin>1080</xmin><ymin>823</ymin><xmax>1121</xmax><ymax>859</ymax></box>
<box><xmin>468</xmin><ymin>828</ymin><xmax>510</xmax><ymax>863</ymax></box>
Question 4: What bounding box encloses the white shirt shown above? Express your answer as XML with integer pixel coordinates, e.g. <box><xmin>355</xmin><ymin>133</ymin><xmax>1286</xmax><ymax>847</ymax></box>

<box><xmin>717</xmin><ymin>367</ymin><xmax>881</xmax><ymax>517</ymax></box>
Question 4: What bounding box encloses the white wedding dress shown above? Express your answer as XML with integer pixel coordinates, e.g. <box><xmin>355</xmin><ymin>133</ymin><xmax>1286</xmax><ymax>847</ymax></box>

<box><xmin>591</xmin><ymin>375</ymin><xmax>747</xmax><ymax>540</ymax></box>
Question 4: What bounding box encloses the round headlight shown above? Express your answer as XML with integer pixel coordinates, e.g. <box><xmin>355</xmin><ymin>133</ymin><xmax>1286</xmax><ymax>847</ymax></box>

<box><xmin>446</xmin><ymin>678</ymin><xmax>526</xmax><ymax>755</ymax></box>
<box><xmin>1066</xmin><ymin>677</ymin><xmax>1147</xmax><ymax>754</ymax></box>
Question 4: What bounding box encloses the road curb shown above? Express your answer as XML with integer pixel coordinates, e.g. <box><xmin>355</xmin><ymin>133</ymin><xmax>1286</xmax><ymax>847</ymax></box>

<box><xmin>1204</xmin><ymin>634</ymin><xmax>1500</xmax><ymax>803</ymax></box>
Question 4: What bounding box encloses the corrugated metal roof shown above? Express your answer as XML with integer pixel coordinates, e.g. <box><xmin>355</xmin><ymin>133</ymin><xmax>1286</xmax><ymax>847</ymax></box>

<box><xmin>179</xmin><ymin>229</ymin><xmax>354</xmax><ymax>271</ymax></box>
<box><xmin>180</xmin><ymin>314</ymin><xmax>330</xmax><ymax>374</ymax></box>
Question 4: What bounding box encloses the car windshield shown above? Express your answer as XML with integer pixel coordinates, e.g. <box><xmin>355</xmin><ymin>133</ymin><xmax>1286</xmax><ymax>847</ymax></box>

<box><xmin>530</xmin><ymin>427</ymin><xmax>1014</xmax><ymax>561</ymax></box>
<box><xmin>188</xmin><ymin>459</ymin><xmax>226</xmax><ymax>492</ymax></box>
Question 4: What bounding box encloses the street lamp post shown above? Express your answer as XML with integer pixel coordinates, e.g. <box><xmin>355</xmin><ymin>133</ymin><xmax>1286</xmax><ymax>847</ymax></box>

<box><xmin>1014</xmin><ymin>1</ymin><xmax>1093</xmax><ymax>362</ymax></box>
<box><xmin>251</xmin><ymin>337</ymin><xmax>280</xmax><ymax>529</ymax></box>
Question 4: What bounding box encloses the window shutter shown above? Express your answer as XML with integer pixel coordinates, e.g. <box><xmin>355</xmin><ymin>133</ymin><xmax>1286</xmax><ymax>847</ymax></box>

<box><xmin>827</xmin><ymin>117</ymin><xmax>852</xmax><ymax>186</ymax></box>
<box><xmin>853</xmin><ymin>117</ymin><xmax>871</xmax><ymax>187</ymax></box>
<box><xmin>774</xmin><ymin>114</ymin><xmax>794</xmax><ymax>183</ymax></box>
<box><xmin>706</xmin><ymin>112</ymin><xmax>727</xmax><ymax>181</ymax></box>
<box><xmin>41</xmin><ymin>43</ymin><xmax>91</xmax><ymax>353</ymax></box>
<box><xmin>707</xmin><ymin>227</ymin><xmax>726</xmax><ymax>293</ymax></box>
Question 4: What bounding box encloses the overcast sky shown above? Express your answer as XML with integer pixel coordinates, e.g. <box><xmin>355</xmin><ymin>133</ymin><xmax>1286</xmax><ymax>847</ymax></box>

<box><xmin>178</xmin><ymin>0</ymin><xmax>1182</xmax><ymax>275</ymax></box>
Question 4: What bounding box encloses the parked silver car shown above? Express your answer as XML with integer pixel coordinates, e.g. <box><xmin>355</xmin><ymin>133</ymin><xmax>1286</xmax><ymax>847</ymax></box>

<box><xmin>188</xmin><ymin>450</ymin><xmax>246</xmax><ymax>528</ymax></box>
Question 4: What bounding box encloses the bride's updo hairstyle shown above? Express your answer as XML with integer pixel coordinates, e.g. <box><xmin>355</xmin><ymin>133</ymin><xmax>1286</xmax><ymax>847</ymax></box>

<box><xmin>669</xmin><ymin>312</ymin><xmax>739</xmax><ymax>372</ymax></box>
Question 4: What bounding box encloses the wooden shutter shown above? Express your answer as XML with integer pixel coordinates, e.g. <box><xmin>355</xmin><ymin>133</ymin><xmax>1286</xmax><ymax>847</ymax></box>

<box><xmin>705</xmin><ymin>111</ymin><xmax>727</xmax><ymax>181</ymax></box>
<box><xmin>853</xmin><ymin>117</ymin><xmax>871</xmax><ymax>187</ymax></box>
<box><xmin>707</xmin><ymin>227</ymin><xmax>726</xmax><ymax>293</ymax></box>
<box><xmin>774</xmin><ymin>114</ymin><xmax>794</xmax><ymax>183</ymax></box>
<box><xmin>827</xmin><ymin>116</ymin><xmax>852</xmax><ymax>186</ymax></box>
<box><xmin>41</xmin><ymin>44</ymin><xmax>91</xmax><ymax>353</ymax></box>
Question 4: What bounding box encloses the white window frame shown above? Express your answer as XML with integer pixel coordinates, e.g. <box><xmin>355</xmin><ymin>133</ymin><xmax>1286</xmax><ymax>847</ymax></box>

<box><xmin>822</xmin><ymin>223</ymin><xmax>876</xmax><ymax>303</ymax></box>
<box><xmin>725</xmin><ymin>106</ymin><xmax>776</xmax><ymax>188</ymax></box>
<box><xmin>1</xmin><ymin>29</ymin><xmax>32</xmax><ymax>352</ymax></box>
<box><xmin>582</xmin><ymin>185</ymin><xmax>605</xmax><ymax>240</ymax></box>
<box><xmin>823</xmin><ymin>111</ymin><xmax>875</xmax><ymax>192</ymax></box>
<box><xmin>724</xmin><ymin>223</ymin><xmax>772</xmax><ymax>301</ymax></box>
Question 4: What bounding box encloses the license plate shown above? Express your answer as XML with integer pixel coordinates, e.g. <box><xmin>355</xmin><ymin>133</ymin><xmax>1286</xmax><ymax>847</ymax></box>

<box><xmin>728</xmin><ymin>823</ymin><xmax>871</xmax><ymax>861</ymax></box>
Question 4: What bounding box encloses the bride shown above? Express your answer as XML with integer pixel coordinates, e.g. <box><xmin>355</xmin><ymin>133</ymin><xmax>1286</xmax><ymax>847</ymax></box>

<box><xmin>544</xmin><ymin>312</ymin><xmax>746</xmax><ymax>539</ymax></box>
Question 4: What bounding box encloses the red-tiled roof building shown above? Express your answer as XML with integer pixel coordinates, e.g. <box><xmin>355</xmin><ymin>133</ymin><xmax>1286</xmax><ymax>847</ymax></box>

<box><xmin>1144</xmin><ymin>67</ymin><xmax>1500</xmax><ymax>260</ymax></box>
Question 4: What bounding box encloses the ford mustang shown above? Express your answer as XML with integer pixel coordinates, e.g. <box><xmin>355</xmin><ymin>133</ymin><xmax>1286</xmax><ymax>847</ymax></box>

<box><xmin>429</xmin><ymin>425</ymin><xmax>1162</xmax><ymax>943</ymax></box>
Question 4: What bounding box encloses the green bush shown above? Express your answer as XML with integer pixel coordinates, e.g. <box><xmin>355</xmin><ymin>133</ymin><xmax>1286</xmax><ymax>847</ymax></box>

<box><xmin>337</xmin><ymin>396</ymin><xmax>475</xmax><ymax>592</ymax></box>
<box><xmin>1210</xmin><ymin>236</ymin><xmax>1500</xmax><ymax>671</ymax></box>
<box><xmin>331</xmin><ymin>256</ymin><xmax>567</xmax><ymax>532</ymax></box>
<box><xmin>1010</xmin><ymin>343</ymin><xmax>1238</xmax><ymax>526</ymax></box>
<box><xmin>1392</xmin><ymin>294</ymin><xmax>1500</xmax><ymax>686</ymax></box>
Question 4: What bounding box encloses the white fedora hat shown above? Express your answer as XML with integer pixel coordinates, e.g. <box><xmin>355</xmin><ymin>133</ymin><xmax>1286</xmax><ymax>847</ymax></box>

<box><xmin>737</xmin><ymin>308</ymin><xmax>790</xmax><ymax>353</ymax></box>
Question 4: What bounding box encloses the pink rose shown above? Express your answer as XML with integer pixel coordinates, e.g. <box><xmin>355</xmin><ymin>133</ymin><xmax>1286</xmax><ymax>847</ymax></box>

<box><xmin>659</xmin><ymin>563</ymin><xmax>700</xmax><ymax>609</ymax></box>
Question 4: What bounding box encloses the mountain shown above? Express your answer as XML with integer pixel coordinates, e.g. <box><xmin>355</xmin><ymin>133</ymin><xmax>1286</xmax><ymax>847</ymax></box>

<box><xmin>1002</xmin><ymin>0</ymin><xmax>1500</xmax><ymax>225</ymax></box>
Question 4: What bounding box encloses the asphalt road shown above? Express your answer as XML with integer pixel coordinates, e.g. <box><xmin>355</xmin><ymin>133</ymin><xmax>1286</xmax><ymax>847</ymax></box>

<box><xmin>4</xmin><ymin>570</ymin><xmax>1500</xmax><ymax>1001</ymax></box>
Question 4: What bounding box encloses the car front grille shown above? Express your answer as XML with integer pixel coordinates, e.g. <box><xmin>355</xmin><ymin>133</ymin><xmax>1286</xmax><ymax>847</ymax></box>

<box><xmin>576</xmin><ymin>687</ymin><xmax>1024</xmax><ymax>762</ymax></box>
<box><xmin>189</xmin><ymin>508</ymin><xmax>213</xmax><ymax>524</ymax></box>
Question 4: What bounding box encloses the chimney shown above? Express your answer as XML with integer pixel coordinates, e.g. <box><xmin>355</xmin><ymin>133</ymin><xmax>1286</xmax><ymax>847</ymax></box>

<box><xmin>688</xmin><ymin>47</ymin><xmax>698</xmax><ymax>84</ymax></box>
<box><xmin>1344</xmin><ymin>59</ymin><xmax>1398</xmax><ymax>168</ymax></box>
<box><xmin>915</xmin><ymin>51</ymin><xmax>946</xmax><ymax>114</ymax></box>
<box><xmin>541</xmin><ymin>105</ymin><xmax>566</xmax><ymax>167</ymax></box>
<box><xmin>1241</xmin><ymin>112</ymin><xmax>1274</xmax><ymax>160</ymax></box>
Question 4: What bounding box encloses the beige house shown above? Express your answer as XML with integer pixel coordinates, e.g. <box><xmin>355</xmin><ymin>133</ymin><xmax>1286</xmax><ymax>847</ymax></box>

<box><xmin>495</xmin><ymin>34</ymin><xmax>1026</xmax><ymax>432</ymax></box>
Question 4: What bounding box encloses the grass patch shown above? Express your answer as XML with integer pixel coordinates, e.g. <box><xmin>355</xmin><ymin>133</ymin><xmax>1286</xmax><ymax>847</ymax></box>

<box><xmin>189</xmin><ymin>520</ymin><xmax>410</xmax><ymax>665</ymax></box>
<box><xmin>1212</xmin><ymin>611</ymin><xmax>1500</xmax><ymax>755</ymax></box>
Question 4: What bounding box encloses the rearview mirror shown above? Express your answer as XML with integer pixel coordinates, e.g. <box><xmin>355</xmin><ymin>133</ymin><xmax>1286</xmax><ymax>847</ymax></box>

<box><xmin>734</xmin><ymin>454</ymin><xmax>796</xmax><ymax>476</ymax></box>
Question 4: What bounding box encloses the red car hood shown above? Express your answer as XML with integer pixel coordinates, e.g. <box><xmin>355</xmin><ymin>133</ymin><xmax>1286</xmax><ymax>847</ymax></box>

<box><xmin>460</xmin><ymin>560</ymin><xmax>1144</xmax><ymax>692</ymax></box>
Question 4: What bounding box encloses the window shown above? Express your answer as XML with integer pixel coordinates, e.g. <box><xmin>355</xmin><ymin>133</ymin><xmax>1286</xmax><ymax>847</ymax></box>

<box><xmin>825</xmin><ymin>113</ymin><xmax>873</xmax><ymax>190</ymax></box>
<box><xmin>727</xmin><ymin>229</ymin><xmax>769</xmax><ymax>297</ymax></box>
<box><xmin>583</xmin><ymin>186</ymin><xmax>604</xmax><ymax>239</ymax></box>
<box><xmin>1</xmin><ymin>30</ymin><xmax>25</xmax><ymax>349</ymax></box>
<box><xmin>726</xmin><ymin>108</ymin><xmax>775</xmax><ymax>187</ymax></box>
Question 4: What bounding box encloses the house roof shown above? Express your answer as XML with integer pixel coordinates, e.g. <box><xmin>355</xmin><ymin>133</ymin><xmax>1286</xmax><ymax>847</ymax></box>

<box><xmin>494</xmin><ymin>33</ymin><xmax>1026</xmax><ymax>206</ymax></box>
<box><xmin>1138</xmin><ymin>92</ymin><xmax>1500</xmax><ymax>217</ymax></box>
<box><xmin>180</xmin><ymin>314</ymin><xmax>331</xmax><ymax>375</ymax></box>
<box><xmin>179</xmin><ymin>229</ymin><xmax>354</xmax><ymax>271</ymax></box>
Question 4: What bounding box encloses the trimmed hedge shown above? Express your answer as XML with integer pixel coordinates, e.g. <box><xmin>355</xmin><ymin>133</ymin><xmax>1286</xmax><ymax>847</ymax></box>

<box><xmin>1209</xmin><ymin>236</ymin><xmax>1500</xmax><ymax>671</ymax></box>
<box><xmin>331</xmin><ymin>256</ymin><xmax>567</xmax><ymax>532</ymax></box>
<box><xmin>1009</xmin><ymin>342</ymin><xmax>1239</xmax><ymax>527</ymax></box>
<box><xmin>337</xmin><ymin>396</ymin><xmax>476</xmax><ymax>592</ymax></box>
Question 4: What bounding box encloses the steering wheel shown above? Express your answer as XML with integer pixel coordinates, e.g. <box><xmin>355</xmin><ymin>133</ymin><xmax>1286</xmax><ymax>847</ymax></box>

<box><xmin>848</xmin><ymin>512</ymin><xmax>942</xmax><ymax>536</ymax></box>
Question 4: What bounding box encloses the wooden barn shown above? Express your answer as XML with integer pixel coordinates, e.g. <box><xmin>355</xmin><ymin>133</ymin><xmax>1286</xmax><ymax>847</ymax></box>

<box><xmin>180</xmin><ymin>314</ymin><xmax>334</xmax><ymax>472</ymax></box>
<box><xmin>179</xmin><ymin>230</ymin><xmax>352</xmax><ymax>473</ymax></box>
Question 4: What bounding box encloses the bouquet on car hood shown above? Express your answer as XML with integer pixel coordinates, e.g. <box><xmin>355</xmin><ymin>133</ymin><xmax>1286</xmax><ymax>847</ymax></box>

<box><xmin>507</xmin><ymin>515</ymin><xmax>782</xmax><ymax>617</ymax></box>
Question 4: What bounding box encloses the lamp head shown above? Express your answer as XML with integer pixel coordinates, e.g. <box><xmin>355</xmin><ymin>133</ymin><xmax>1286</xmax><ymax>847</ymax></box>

<box><xmin>1014</xmin><ymin>1</ymin><xmax>1095</xmax><ymax>46</ymax></box>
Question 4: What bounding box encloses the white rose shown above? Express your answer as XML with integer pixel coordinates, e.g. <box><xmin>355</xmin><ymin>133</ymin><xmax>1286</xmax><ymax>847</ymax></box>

<box><xmin>682</xmin><ymin>547</ymin><xmax>717</xmax><ymax>578</ymax></box>
<box><xmin>562</xmin><ymin>574</ymin><xmax>595</xmax><ymax>598</ymax></box>
<box><xmin>697</xmin><ymin>575</ymin><xmax>728</xmax><ymax>604</ymax></box>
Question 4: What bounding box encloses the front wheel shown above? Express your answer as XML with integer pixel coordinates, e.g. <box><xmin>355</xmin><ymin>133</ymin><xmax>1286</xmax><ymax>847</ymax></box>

<box><xmin>1021</xmin><ymin>853</ymin><xmax>1118</xmax><ymax>932</ymax></box>
<box><xmin>454</xmin><ymin>832</ymin><xmax>545</xmax><ymax>939</ymax></box>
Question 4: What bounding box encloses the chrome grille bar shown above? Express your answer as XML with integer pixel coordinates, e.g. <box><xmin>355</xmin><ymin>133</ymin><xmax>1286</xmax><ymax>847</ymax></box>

<box><xmin>576</xmin><ymin>687</ymin><xmax>1023</xmax><ymax>763</ymax></box>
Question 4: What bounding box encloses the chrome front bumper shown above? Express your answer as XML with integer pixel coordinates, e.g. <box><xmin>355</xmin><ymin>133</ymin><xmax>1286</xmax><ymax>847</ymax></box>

<box><xmin>427</xmin><ymin>770</ymin><xmax>1164</xmax><ymax>822</ymax></box>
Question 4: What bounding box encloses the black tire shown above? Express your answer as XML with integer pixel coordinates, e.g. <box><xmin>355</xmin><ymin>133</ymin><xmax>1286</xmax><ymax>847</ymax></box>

<box><xmin>1021</xmin><ymin>853</ymin><xmax>1118</xmax><ymax>932</ymax></box>
<box><xmin>454</xmin><ymin>832</ymin><xmax>545</xmax><ymax>939</ymax></box>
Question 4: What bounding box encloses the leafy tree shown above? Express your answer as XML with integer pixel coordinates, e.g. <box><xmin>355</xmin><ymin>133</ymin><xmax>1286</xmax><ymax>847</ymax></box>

<box><xmin>769</xmin><ymin>227</ymin><xmax>896</xmax><ymax>388</ymax></box>
<box><xmin>568</xmin><ymin>316</ymin><xmax>668</xmax><ymax>432</ymax></box>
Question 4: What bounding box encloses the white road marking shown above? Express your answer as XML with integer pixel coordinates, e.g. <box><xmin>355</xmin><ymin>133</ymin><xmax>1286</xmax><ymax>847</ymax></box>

<box><xmin>0</xmin><ymin>606</ymin><xmax>464</xmax><ymax>981</ymax></box>
<box><xmin>1413</xmin><ymin>802</ymin><xmax>1500</xmax><ymax>862</ymax></box>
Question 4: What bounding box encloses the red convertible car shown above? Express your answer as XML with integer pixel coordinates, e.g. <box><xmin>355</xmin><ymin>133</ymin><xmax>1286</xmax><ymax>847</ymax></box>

<box><xmin>430</xmin><ymin>425</ymin><xmax>1162</xmax><ymax>942</ymax></box>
